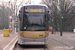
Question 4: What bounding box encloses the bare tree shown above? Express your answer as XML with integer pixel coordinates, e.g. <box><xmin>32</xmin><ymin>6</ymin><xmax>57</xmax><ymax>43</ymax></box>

<box><xmin>61</xmin><ymin>0</ymin><xmax>73</xmax><ymax>31</ymax></box>
<box><xmin>0</xmin><ymin>0</ymin><xmax>30</xmax><ymax>29</ymax></box>
<box><xmin>41</xmin><ymin>0</ymin><xmax>74</xmax><ymax>31</ymax></box>
<box><xmin>41</xmin><ymin>0</ymin><xmax>60</xmax><ymax>31</ymax></box>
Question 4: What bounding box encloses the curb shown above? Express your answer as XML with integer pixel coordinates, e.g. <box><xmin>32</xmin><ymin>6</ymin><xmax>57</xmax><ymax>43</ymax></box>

<box><xmin>10</xmin><ymin>39</ymin><xmax>18</xmax><ymax>50</ymax></box>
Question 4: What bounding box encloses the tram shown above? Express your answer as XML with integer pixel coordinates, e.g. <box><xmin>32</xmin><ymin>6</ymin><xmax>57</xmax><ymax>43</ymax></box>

<box><xmin>18</xmin><ymin>4</ymin><xmax>50</xmax><ymax>45</ymax></box>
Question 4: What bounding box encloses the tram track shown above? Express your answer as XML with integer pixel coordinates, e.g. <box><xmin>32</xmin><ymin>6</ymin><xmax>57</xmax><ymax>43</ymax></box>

<box><xmin>14</xmin><ymin>42</ymin><xmax>48</xmax><ymax>50</ymax></box>
<box><xmin>20</xmin><ymin>45</ymin><xmax>48</xmax><ymax>50</ymax></box>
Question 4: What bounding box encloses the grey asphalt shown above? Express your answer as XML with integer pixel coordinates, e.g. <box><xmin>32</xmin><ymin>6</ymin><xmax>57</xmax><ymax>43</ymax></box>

<box><xmin>48</xmin><ymin>32</ymin><xmax>75</xmax><ymax>50</ymax></box>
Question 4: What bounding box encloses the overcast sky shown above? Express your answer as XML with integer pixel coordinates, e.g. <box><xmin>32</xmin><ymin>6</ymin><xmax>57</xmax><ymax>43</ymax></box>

<box><xmin>0</xmin><ymin>0</ymin><xmax>41</xmax><ymax>5</ymax></box>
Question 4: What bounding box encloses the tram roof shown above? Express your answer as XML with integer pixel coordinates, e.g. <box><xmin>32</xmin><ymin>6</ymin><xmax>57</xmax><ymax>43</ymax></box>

<box><xmin>22</xmin><ymin>4</ymin><xmax>48</xmax><ymax>8</ymax></box>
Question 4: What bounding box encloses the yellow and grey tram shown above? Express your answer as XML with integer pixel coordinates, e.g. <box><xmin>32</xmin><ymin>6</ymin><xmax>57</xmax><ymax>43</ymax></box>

<box><xmin>18</xmin><ymin>4</ymin><xmax>50</xmax><ymax>45</ymax></box>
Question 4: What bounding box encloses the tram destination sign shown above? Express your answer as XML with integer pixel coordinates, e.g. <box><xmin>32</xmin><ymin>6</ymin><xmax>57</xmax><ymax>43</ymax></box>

<box><xmin>25</xmin><ymin>9</ymin><xmax>45</xmax><ymax>12</ymax></box>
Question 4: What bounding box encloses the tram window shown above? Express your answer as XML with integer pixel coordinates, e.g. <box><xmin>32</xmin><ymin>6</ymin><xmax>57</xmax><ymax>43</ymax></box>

<box><xmin>19</xmin><ymin>6</ymin><xmax>49</xmax><ymax>31</ymax></box>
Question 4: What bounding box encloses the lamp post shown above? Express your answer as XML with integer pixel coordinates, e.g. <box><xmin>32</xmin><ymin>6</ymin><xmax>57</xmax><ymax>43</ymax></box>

<box><xmin>52</xmin><ymin>0</ymin><xmax>55</xmax><ymax>31</ymax></box>
<box><xmin>60</xmin><ymin>0</ymin><xmax>62</xmax><ymax>36</ymax></box>
<box><xmin>2</xmin><ymin>0</ymin><xmax>4</xmax><ymax>29</ymax></box>
<box><xmin>15</xmin><ymin>5</ymin><xmax>18</xmax><ymax>32</ymax></box>
<box><xmin>72</xmin><ymin>3</ymin><xmax>75</xmax><ymax>32</ymax></box>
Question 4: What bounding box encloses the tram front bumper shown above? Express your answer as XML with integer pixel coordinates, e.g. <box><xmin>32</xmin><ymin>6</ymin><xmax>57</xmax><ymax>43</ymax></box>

<box><xmin>18</xmin><ymin>42</ymin><xmax>47</xmax><ymax>45</ymax></box>
<box><xmin>18</xmin><ymin>36</ymin><xmax>48</xmax><ymax>45</ymax></box>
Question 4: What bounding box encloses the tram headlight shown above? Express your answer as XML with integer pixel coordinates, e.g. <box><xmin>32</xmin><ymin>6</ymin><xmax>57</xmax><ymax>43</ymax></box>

<box><xmin>46</xmin><ymin>31</ymin><xmax>49</xmax><ymax>37</ymax></box>
<box><xmin>46</xmin><ymin>31</ymin><xmax>49</xmax><ymax>34</ymax></box>
<box><xmin>20</xmin><ymin>31</ymin><xmax>22</xmax><ymax>33</ymax></box>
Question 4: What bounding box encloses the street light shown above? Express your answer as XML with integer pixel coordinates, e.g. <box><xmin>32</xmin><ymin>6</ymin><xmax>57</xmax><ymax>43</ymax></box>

<box><xmin>49</xmin><ymin>0</ymin><xmax>55</xmax><ymax>33</ymax></box>
<box><xmin>52</xmin><ymin>0</ymin><xmax>55</xmax><ymax>31</ymax></box>
<box><xmin>72</xmin><ymin>3</ymin><xmax>75</xmax><ymax>32</ymax></box>
<box><xmin>60</xmin><ymin>0</ymin><xmax>63</xmax><ymax>36</ymax></box>
<box><xmin>49</xmin><ymin>3</ymin><xmax>52</xmax><ymax>6</ymax></box>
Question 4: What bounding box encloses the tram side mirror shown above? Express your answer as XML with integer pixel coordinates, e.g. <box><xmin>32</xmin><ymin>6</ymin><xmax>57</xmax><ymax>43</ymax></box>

<box><xmin>47</xmin><ymin>11</ymin><xmax>50</xmax><ymax>13</ymax></box>
<box><xmin>19</xmin><ymin>11</ymin><xmax>21</xmax><ymax>13</ymax></box>
<box><xmin>19</xmin><ymin>14</ymin><xmax>21</xmax><ymax>21</ymax></box>
<box><xmin>47</xmin><ymin>11</ymin><xmax>50</xmax><ymax>21</ymax></box>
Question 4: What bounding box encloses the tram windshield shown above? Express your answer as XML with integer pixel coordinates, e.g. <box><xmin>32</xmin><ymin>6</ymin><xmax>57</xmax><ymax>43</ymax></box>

<box><xmin>19</xmin><ymin>6</ymin><xmax>49</xmax><ymax>31</ymax></box>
